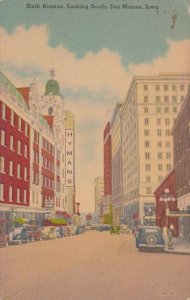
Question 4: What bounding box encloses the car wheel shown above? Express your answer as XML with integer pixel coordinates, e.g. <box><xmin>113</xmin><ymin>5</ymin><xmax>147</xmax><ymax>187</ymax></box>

<box><xmin>146</xmin><ymin>235</ymin><xmax>157</xmax><ymax>246</ymax></box>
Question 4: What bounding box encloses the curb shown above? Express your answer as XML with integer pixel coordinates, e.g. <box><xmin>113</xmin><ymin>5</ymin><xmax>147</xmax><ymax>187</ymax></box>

<box><xmin>164</xmin><ymin>250</ymin><xmax>190</xmax><ymax>256</ymax></box>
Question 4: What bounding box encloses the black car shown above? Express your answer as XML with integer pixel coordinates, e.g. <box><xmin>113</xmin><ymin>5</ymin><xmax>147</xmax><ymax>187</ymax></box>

<box><xmin>135</xmin><ymin>226</ymin><xmax>165</xmax><ymax>252</ymax></box>
<box><xmin>9</xmin><ymin>227</ymin><xmax>30</xmax><ymax>245</ymax></box>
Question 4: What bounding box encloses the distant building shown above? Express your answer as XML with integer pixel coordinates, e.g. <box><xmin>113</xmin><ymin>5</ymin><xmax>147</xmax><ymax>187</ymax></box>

<box><xmin>103</xmin><ymin>122</ymin><xmax>112</xmax><ymax>216</ymax></box>
<box><xmin>172</xmin><ymin>91</ymin><xmax>190</xmax><ymax>238</ymax></box>
<box><xmin>94</xmin><ymin>177</ymin><xmax>104</xmax><ymax>215</ymax></box>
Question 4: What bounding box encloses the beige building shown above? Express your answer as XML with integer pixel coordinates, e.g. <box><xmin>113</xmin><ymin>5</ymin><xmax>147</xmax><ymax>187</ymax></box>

<box><xmin>121</xmin><ymin>74</ymin><xmax>190</xmax><ymax>227</ymax></box>
<box><xmin>94</xmin><ymin>177</ymin><xmax>104</xmax><ymax>215</ymax></box>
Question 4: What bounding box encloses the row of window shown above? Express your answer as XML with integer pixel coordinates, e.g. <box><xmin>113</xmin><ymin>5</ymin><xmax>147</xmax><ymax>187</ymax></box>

<box><xmin>0</xmin><ymin>183</ymin><xmax>28</xmax><ymax>203</ymax></box>
<box><xmin>143</xmin><ymin>95</ymin><xmax>185</xmax><ymax>103</ymax></box>
<box><xmin>144</xmin><ymin>118</ymin><xmax>174</xmax><ymax>126</ymax></box>
<box><xmin>0</xmin><ymin>130</ymin><xmax>28</xmax><ymax>157</ymax></box>
<box><xmin>42</xmin><ymin>138</ymin><xmax>54</xmax><ymax>155</ymax></box>
<box><xmin>144</xmin><ymin>141</ymin><xmax>171</xmax><ymax>148</ymax></box>
<box><xmin>144</xmin><ymin>106</ymin><xmax>178</xmax><ymax>114</ymax></box>
<box><xmin>144</xmin><ymin>152</ymin><xmax>171</xmax><ymax>159</ymax></box>
<box><xmin>143</xmin><ymin>84</ymin><xmax>189</xmax><ymax>92</ymax></box>
<box><xmin>0</xmin><ymin>156</ymin><xmax>28</xmax><ymax>179</ymax></box>
<box><xmin>145</xmin><ymin>163</ymin><xmax>171</xmax><ymax>171</ymax></box>
<box><xmin>145</xmin><ymin>176</ymin><xmax>164</xmax><ymax>183</ymax></box>
<box><xmin>1</xmin><ymin>103</ymin><xmax>29</xmax><ymax>135</ymax></box>
<box><xmin>144</xmin><ymin>129</ymin><xmax>171</xmax><ymax>136</ymax></box>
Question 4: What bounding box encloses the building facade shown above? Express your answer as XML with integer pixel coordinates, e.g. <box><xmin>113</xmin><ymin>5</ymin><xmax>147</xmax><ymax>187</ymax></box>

<box><xmin>110</xmin><ymin>103</ymin><xmax>123</xmax><ymax>225</ymax></box>
<box><xmin>94</xmin><ymin>176</ymin><xmax>104</xmax><ymax>216</ymax></box>
<box><xmin>172</xmin><ymin>91</ymin><xmax>190</xmax><ymax>238</ymax></box>
<box><xmin>121</xmin><ymin>74</ymin><xmax>190</xmax><ymax>227</ymax></box>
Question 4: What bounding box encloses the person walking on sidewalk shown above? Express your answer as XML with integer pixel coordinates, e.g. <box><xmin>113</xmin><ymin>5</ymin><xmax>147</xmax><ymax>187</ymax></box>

<box><xmin>163</xmin><ymin>226</ymin><xmax>168</xmax><ymax>248</ymax></box>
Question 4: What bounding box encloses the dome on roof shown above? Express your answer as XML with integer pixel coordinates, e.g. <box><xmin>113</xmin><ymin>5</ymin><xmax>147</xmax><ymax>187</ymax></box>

<box><xmin>45</xmin><ymin>79</ymin><xmax>60</xmax><ymax>96</ymax></box>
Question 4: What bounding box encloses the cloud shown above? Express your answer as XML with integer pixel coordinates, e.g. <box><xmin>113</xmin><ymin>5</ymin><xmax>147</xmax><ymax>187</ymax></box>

<box><xmin>1</xmin><ymin>24</ymin><xmax>190</xmax><ymax>212</ymax></box>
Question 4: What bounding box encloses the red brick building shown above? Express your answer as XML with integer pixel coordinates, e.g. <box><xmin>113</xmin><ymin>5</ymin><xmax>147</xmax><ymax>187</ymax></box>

<box><xmin>154</xmin><ymin>169</ymin><xmax>178</xmax><ymax>236</ymax></box>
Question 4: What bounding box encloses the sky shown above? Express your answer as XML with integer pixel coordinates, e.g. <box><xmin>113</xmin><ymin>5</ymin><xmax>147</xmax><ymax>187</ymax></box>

<box><xmin>0</xmin><ymin>0</ymin><xmax>190</xmax><ymax>212</ymax></box>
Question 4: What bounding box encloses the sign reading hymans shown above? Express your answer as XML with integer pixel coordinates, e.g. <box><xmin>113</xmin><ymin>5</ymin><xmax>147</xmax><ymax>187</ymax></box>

<box><xmin>65</xmin><ymin>129</ymin><xmax>74</xmax><ymax>187</ymax></box>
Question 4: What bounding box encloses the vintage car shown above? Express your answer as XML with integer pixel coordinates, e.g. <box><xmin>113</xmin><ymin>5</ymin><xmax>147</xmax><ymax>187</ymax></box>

<box><xmin>55</xmin><ymin>226</ymin><xmax>64</xmax><ymax>238</ymax></box>
<box><xmin>136</xmin><ymin>226</ymin><xmax>165</xmax><ymax>252</ymax></box>
<box><xmin>110</xmin><ymin>225</ymin><xmax>120</xmax><ymax>234</ymax></box>
<box><xmin>120</xmin><ymin>225</ymin><xmax>130</xmax><ymax>234</ymax></box>
<box><xmin>26</xmin><ymin>225</ymin><xmax>42</xmax><ymax>242</ymax></box>
<box><xmin>0</xmin><ymin>227</ymin><xmax>8</xmax><ymax>247</ymax></box>
<box><xmin>96</xmin><ymin>224</ymin><xmax>111</xmax><ymax>232</ymax></box>
<box><xmin>41</xmin><ymin>226</ymin><xmax>57</xmax><ymax>240</ymax></box>
<box><xmin>9</xmin><ymin>227</ymin><xmax>30</xmax><ymax>245</ymax></box>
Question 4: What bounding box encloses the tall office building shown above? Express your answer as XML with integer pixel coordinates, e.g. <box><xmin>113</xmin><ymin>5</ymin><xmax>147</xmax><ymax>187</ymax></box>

<box><xmin>121</xmin><ymin>74</ymin><xmax>190</xmax><ymax>226</ymax></box>
<box><xmin>94</xmin><ymin>177</ymin><xmax>104</xmax><ymax>215</ymax></box>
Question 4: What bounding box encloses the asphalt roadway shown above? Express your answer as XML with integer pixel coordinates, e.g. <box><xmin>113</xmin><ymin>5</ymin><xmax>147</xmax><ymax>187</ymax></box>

<box><xmin>0</xmin><ymin>231</ymin><xmax>190</xmax><ymax>300</ymax></box>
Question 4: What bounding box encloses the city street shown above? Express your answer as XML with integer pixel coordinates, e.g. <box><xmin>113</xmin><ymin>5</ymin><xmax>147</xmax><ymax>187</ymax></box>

<box><xmin>0</xmin><ymin>231</ymin><xmax>190</xmax><ymax>300</ymax></box>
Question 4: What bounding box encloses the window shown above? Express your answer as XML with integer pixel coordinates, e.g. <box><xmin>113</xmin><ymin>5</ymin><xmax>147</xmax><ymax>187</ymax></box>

<box><xmin>144</xmin><ymin>85</ymin><xmax>148</xmax><ymax>91</ymax></box>
<box><xmin>158</xmin><ymin>141</ymin><xmax>162</xmax><ymax>148</ymax></box>
<box><xmin>157</xmin><ymin>118</ymin><xmax>161</xmax><ymax>125</ymax></box>
<box><xmin>146</xmin><ymin>176</ymin><xmax>151</xmax><ymax>182</ymax></box>
<box><xmin>0</xmin><ymin>156</ymin><xmax>5</xmax><ymax>173</ymax></box>
<box><xmin>24</xmin><ymin>167</ymin><xmax>27</xmax><ymax>180</ymax></box>
<box><xmin>24</xmin><ymin>145</ymin><xmax>28</xmax><ymax>158</ymax></box>
<box><xmin>10</xmin><ymin>110</ymin><xmax>14</xmax><ymax>126</ymax></box>
<box><xmin>9</xmin><ymin>186</ymin><xmax>13</xmax><ymax>202</ymax></box>
<box><xmin>158</xmin><ymin>152</ymin><xmax>162</xmax><ymax>159</ymax></box>
<box><xmin>166</xmin><ymin>130</ymin><xmax>170</xmax><ymax>136</ymax></box>
<box><xmin>144</xmin><ymin>130</ymin><xmax>150</xmax><ymax>136</ymax></box>
<box><xmin>146</xmin><ymin>187</ymin><xmax>152</xmax><ymax>194</ymax></box>
<box><xmin>155</xmin><ymin>85</ymin><xmax>160</xmax><ymax>91</ymax></box>
<box><xmin>0</xmin><ymin>130</ymin><xmax>6</xmax><ymax>146</ymax></box>
<box><xmin>144</xmin><ymin>118</ymin><xmax>149</xmax><ymax>125</ymax></box>
<box><xmin>180</xmin><ymin>85</ymin><xmax>184</xmax><ymax>91</ymax></box>
<box><xmin>17</xmin><ymin>188</ymin><xmax>20</xmax><ymax>203</ymax></box>
<box><xmin>173</xmin><ymin>106</ymin><xmax>177</xmax><ymax>113</ymax></box>
<box><xmin>165</xmin><ymin>118</ymin><xmax>170</xmax><ymax>126</ymax></box>
<box><xmin>164</xmin><ymin>96</ymin><xmax>169</xmax><ymax>103</ymax></box>
<box><xmin>172</xmin><ymin>96</ymin><xmax>177</xmax><ymax>103</ymax></box>
<box><xmin>1</xmin><ymin>103</ymin><xmax>6</xmax><ymax>120</ymax></box>
<box><xmin>18</xmin><ymin>117</ymin><xmax>22</xmax><ymax>131</ymax></box>
<box><xmin>172</xmin><ymin>85</ymin><xmax>176</xmax><ymax>91</ymax></box>
<box><xmin>164</xmin><ymin>107</ymin><xmax>169</xmax><ymax>113</ymax></box>
<box><xmin>10</xmin><ymin>135</ymin><xmax>14</xmax><ymax>151</ymax></box>
<box><xmin>167</xmin><ymin>164</ymin><xmax>171</xmax><ymax>171</ymax></box>
<box><xmin>156</xmin><ymin>96</ymin><xmax>161</xmax><ymax>103</ymax></box>
<box><xmin>163</xmin><ymin>85</ymin><xmax>168</xmax><ymax>91</ymax></box>
<box><xmin>157</xmin><ymin>129</ymin><xmax>162</xmax><ymax>136</ymax></box>
<box><xmin>0</xmin><ymin>183</ymin><xmax>4</xmax><ymax>200</ymax></box>
<box><xmin>25</xmin><ymin>123</ymin><xmax>29</xmax><ymax>136</ymax></box>
<box><xmin>145</xmin><ymin>152</ymin><xmax>150</xmax><ymax>159</ymax></box>
<box><xmin>166</xmin><ymin>152</ymin><xmax>171</xmax><ymax>159</ymax></box>
<box><xmin>145</xmin><ymin>141</ymin><xmax>150</xmax><ymax>148</ymax></box>
<box><xmin>145</xmin><ymin>164</ymin><xmax>151</xmax><ymax>171</ymax></box>
<box><xmin>166</xmin><ymin>141</ymin><xmax>171</xmax><ymax>147</ymax></box>
<box><xmin>23</xmin><ymin>190</ymin><xmax>27</xmax><ymax>204</ymax></box>
<box><xmin>9</xmin><ymin>161</ymin><xmax>13</xmax><ymax>176</ymax></box>
<box><xmin>158</xmin><ymin>164</ymin><xmax>162</xmax><ymax>171</ymax></box>
<box><xmin>144</xmin><ymin>107</ymin><xmax>149</xmax><ymax>113</ymax></box>
<box><xmin>156</xmin><ymin>106</ymin><xmax>161</xmax><ymax>113</ymax></box>
<box><xmin>17</xmin><ymin>140</ymin><xmax>21</xmax><ymax>155</ymax></box>
<box><xmin>144</xmin><ymin>96</ymin><xmax>148</xmax><ymax>103</ymax></box>
<box><xmin>158</xmin><ymin>176</ymin><xmax>163</xmax><ymax>182</ymax></box>
<box><xmin>17</xmin><ymin>164</ymin><xmax>21</xmax><ymax>178</ymax></box>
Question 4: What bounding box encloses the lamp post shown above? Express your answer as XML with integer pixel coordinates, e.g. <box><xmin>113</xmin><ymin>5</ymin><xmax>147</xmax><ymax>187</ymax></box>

<box><xmin>148</xmin><ymin>208</ymin><xmax>152</xmax><ymax>226</ymax></box>
<box><xmin>159</xmin><ymin>188</ymin><xmax>176</xmax><ymax>250</ymax></box>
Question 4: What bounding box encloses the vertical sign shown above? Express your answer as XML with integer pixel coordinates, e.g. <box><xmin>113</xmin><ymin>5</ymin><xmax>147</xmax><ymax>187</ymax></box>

<box><xmin>65</xmin><ymin>129</ymin><xmax>74</xmax><ymax>187</ymax></box>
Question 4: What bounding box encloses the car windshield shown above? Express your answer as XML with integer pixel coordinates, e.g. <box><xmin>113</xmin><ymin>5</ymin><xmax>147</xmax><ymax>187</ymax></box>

<box><xmin>145</xmin><ymin>228</ymin><xmax>160</xmax><ymax>233</ymax></box>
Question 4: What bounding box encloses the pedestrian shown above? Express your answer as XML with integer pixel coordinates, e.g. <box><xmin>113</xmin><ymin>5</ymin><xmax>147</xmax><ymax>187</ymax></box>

<box><xmin>169</xmin><ymin>223</ymin><xmax>174</xmax><ymax>237</ymax></box>
<box><xmin>162</xmin><ymin>226</ymin><xmax>168</xmax><ymax>247</ymax></box>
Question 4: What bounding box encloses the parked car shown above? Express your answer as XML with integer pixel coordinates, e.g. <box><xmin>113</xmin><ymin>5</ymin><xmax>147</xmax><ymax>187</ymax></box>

<box><xmin>110</xmin><ymin>225</ymin><xmax>120</xmax><ymax>234</ymax></box>
<box><xmin>26</xmin><ymin>225</ymin><xmax>42</xmax><ymax>242</ymax></box>
<box><xmin>97</xmin><ymin>224</ymin><xmax>111</xmax><ymax>232</ymax></box>
<box><xmin>9</xmin><ymin>227</ymin><xmax>30</xmax><ymax>245</ymax></box>
<box><xmin>120</xmin><ymin>225</ymin><xmax>130</xmax><ymax>234</ymax></box>
<box><xmin>0</xmin><ymin>227</ymin><xmax>8</xmax><ymax>247</ymax></box>
<box><xmin>41</xmin><ymin>226</ymin><xmax>57</xmax><ymax>240</ymax></box>
<box><xmin>135</xmin><ymin>226</ymin><xmax>165</xmax><ymax>252</ymax></box>
<box><xmin>56</xmin><ymin>226</ymin><xmax>64</xmax><ymax>238</ymax></box>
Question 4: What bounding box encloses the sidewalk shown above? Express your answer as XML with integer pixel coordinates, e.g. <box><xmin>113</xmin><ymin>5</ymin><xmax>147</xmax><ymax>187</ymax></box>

<box><xmin>164</xmin><ymin>236</ymin><xmax>190</xmax><ymax>255</ymax></box>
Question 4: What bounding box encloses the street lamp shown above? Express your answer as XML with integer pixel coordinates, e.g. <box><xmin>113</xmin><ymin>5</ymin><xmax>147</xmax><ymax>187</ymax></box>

<box><xmin>159</xmin><ymin>188</ymin><xmax>176</xmax><ymax>250</ymax></box>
